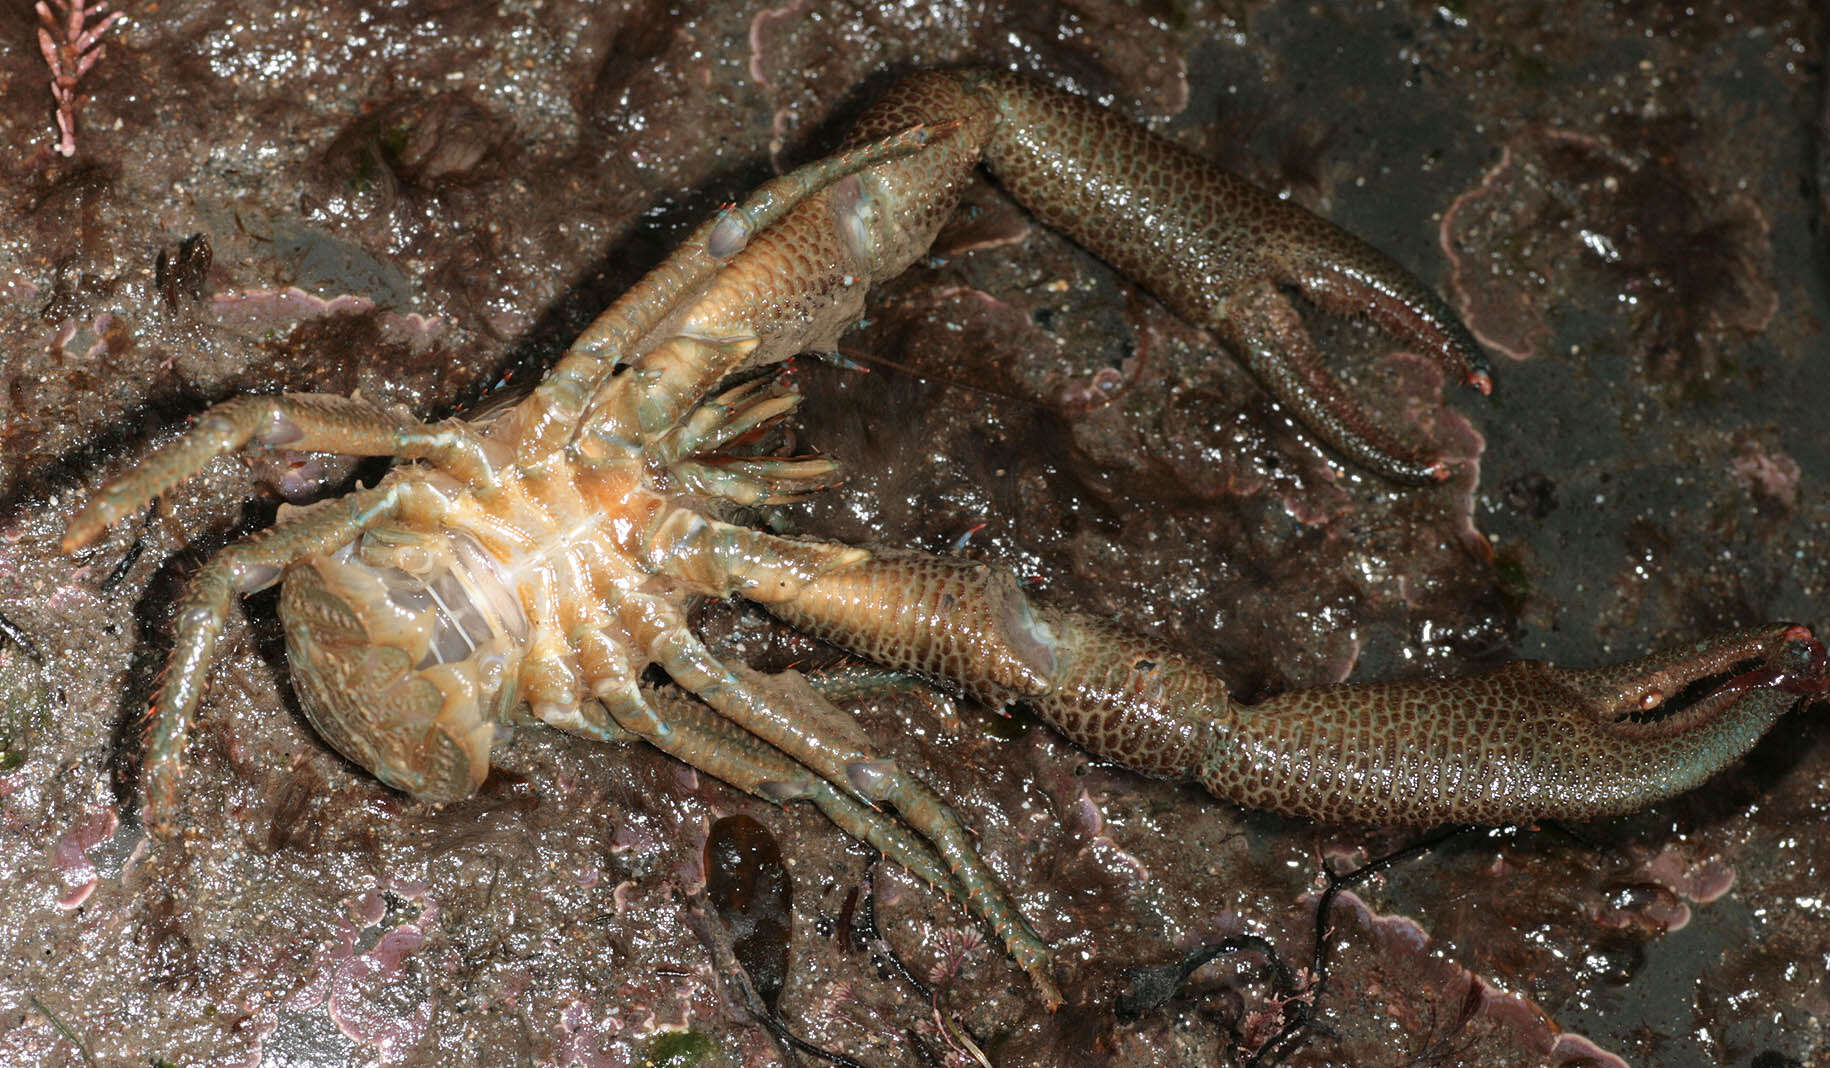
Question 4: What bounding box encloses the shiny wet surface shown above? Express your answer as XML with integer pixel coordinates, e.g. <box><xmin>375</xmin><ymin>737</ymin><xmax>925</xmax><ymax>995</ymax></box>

<box><xmin>0</xmin><ymin>1</ymin><xmax>1824</xmax><ymax>1065</ymax></box>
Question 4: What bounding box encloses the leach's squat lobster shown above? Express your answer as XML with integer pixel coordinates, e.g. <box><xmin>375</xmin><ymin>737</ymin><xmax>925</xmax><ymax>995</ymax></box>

<box><xmin>63</xmin><ymin>70</ymin><xmax>1828</xmax><ymax>1007</ymax></box>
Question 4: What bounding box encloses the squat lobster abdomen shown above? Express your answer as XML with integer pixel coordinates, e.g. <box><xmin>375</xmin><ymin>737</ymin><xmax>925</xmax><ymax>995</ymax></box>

<box><xmin>281</xmin><ymin>524</ymin><xmax>530</xmax><ymax>802</ymax></box>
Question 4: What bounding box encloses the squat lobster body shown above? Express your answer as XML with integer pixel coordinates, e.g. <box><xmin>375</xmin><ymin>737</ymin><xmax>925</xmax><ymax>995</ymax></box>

<box><xmin>63</xmin><ymin>69</ymin><xmax>1826</xmax><ymax>1006</ymax></box>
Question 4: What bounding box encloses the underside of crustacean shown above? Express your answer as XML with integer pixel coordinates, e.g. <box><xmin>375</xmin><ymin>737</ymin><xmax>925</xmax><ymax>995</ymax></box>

<box><xmin>60</xmin><ymin>68</ymin><xmax>1829</xmax><ymax>1007</ymax></box>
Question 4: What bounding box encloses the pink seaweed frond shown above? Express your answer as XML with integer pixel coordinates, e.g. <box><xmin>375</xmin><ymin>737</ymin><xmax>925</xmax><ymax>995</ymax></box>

<box><xmin>36</xmin><ymin>0</ymin><xmax>124</xmax><ymax>157</ymax></box>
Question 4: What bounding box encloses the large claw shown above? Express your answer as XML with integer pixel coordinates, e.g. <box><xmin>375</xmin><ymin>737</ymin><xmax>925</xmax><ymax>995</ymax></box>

<box><xmin>953</xmin><ymin>69</ymin><xmax>1489</xmax><ymax>483</ymax></box>
<box><xmin>279</xmin><ymin>539</ymin><xmax>523</xmax><ymax>804</ymax></box>
<box><xmin>765</xmin><ymin>547</ymin><xmax>1823</xmax><ymax>829</ymax></box>
<box><xmin>1218</xmin><ymin>624</ymin><xmax>1827</xmax><ymax>825</ymax></box>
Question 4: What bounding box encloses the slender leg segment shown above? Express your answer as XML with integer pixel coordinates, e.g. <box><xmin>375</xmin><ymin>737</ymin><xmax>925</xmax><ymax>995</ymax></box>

<box><xmin>143</xmin><ymin>485</ymin><xmax>404</xmax><ymax>833</ymax></box>
<box><xmin>63</xmin><ymin>393</ymin><xmax>486</xmax><ymax>551</ymax></box>
<box><xmin>614</xmin><ymin>684</ymin><xmax>967</xmax><ymax>901</ymax></box>
<box><xmin>643</xmin><ymin>620</ymin><xmax>1061</xmax><ymax>1005</ymax></box>
<box><xmin>649</xmin><ymin>375</ymin><xmax>842</xmax><ymax>505</ymax></box>
<box><xmin>518</xmin><ymin>122</ymin><xmax>968</xmax><ymax>462</ymax></box>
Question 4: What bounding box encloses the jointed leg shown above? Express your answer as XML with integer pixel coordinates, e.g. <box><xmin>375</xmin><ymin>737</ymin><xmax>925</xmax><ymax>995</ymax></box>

<box><xmin>520</xmin><ymin>122</ymin><xmax>962</xmax><ymax>459</ymax></box>
<box><xmin>142</xmin><ymin>484</ymin><xmax>402</xmax><ymax>834</ymax></box>
<box><xmin>609</xmin><ymin>683</ymin><xmax>966</xmax><ymax>904</ymax></box>
<box><xmin>652</xmin><ymin>375</ymin><xmax>802</xmax><ymax>463</ymax></box>
<box><xmin>763</xmin><ymin>542</ymin><xmax>1829</xmax><ymax>826</ymax></box>
<box><xmin>647</xmin><ymin>625</ymin><xmax>1061</xmax><ymax>1006</ymax></box>
<box><xmin>645</xmin><ymin>374</ymin><xmax>843</xmax><ymax>506</ymax></box>
<box><xmin>64</xmin><ymin>393</ymin><xmax>487</xmax><ymax>551</ymax></box>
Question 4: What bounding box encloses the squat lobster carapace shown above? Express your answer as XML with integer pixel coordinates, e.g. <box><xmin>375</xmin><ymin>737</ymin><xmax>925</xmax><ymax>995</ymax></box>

<box><xmin>62</xmin><ymin>69</ymin><xmax>1828</xmax><ymax>1008</ymax></box>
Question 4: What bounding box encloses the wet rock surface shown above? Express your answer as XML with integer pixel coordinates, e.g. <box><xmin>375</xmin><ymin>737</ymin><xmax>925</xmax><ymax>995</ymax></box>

<box><xmin>0</xmin><ymin>1</ymin><xmax>1824</xmax><ymax>1065</ymax></box>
